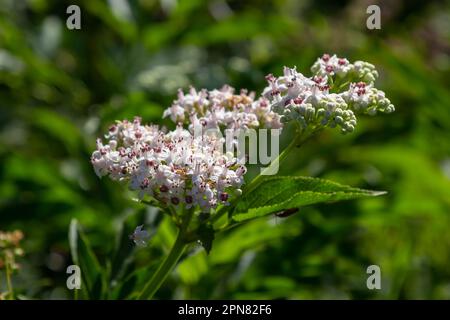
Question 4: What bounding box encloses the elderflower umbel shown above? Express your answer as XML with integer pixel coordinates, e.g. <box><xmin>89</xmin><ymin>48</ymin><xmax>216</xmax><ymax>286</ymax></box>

<box><xmin>91</xmin><ymin>117</ymin><xmax>246</xmax><ymax>212</ymax></box>
<box><xmin>310</xmin><ymin>53</ymin><xmax>379</xmax><ymax>84</ymax></box>
<box><xmin>263</xmin><ymin>54</ymin><xmax>394</xmax><ymax>133</ymax></box>
<box><xmin>163</xmin><ymin>85</ymin><xmax>282</xmax><ymax>132</ymax></box>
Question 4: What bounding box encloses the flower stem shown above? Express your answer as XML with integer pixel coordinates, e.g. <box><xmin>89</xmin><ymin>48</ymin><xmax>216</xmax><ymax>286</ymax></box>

<box><xmin>5</xmin><ymin>259</ymin><xmax>14</xmax><ymax>300</ymax></box>
<box><xmin>211</xmin><ymin>125</ymin><xmax>317</xmax><ymax>225</ymax></box>
<box><xmin>244</xmin><ymin>126</ymin><xmax>307</xmax><ymax>194</ymax></box>
<box><xmin>138</xmin><ymin>210</ymin><xmax>193</xmax><ymax>300</ymax></box>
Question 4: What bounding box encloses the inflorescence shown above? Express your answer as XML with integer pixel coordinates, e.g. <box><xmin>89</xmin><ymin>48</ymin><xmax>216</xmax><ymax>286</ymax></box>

<box><xmin>263</xmin><ymin>54</ymin><xmax>394</xmax><ymax>133</ymax></box>
<box><xmin>163</xmin><ymin>85</ymin><xmax>282</xmax><ymax>132</ymax></box>
<box><xmin>91</xmin><ymin>54</ymin><xmax>394</xmax><ymax>213</ymax></box>
<box><xmin>91</xmin><ymin>117</ymin><xmax>247</xmax><ymax>212</ymax></box>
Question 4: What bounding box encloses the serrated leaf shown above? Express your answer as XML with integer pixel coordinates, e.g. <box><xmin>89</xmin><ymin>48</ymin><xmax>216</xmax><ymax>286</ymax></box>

<box><xmin>232</xmin><ymin>176</ymin><xmax>386</xmax><ymax>222</ymax></box>
<box><xmin>69</xmin><ymin>219</ymin><xmax>106</xmax><ymax>299</ymax></box>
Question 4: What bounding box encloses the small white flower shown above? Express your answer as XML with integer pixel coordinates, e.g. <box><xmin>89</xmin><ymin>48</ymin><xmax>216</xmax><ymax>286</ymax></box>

<box><xmin>129</xmin><ymin>225</ymin><xmax>150</xmax><ymax>247</ymax></box>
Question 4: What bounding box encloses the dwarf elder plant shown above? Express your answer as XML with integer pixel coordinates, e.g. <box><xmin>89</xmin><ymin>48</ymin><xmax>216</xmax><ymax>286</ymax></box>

<box><xmin>72</xmin><ymin>54</ymin><xmax>394</xmax><ymax>300</ymax></box>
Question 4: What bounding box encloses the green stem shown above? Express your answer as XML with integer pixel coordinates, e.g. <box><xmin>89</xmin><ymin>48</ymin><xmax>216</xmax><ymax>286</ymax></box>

<box><xmin>244</xmin><ymin>127</ymin><xmax>306</xmax><ymax>194</ymax></box>
<box><xmin>210</xmin><ymin>125</ymin><xmax>316</xmax><ymax>225</ymax></box>
<box><xmin>5</xmin><ymin>259</ymin><xmax>13</xmax><ymax>300</ymax></box>
<box><xmin>137</xmin><ymin>210</ymin><xmax>193</xmax><ymax>300</ymax></box>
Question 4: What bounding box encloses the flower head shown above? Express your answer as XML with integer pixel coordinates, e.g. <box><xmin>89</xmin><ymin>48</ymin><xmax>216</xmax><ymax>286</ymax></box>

<box><xmin>263</xmin><ymin>54</ymin><xmax>394</xmax><ymax>133</ymax></box>
<box><xmin>311</xmin><ymin>54</ymin><xmax>379</xmax><ymax>84</ymax></box>
<box><xmin>91</xmin><ymin>117</ymin><xmax>246</xmax><ymax>212</ymax></box>
<box><xmin>163</xmin><ymin>85</ymin><xmax>282</xmax><ymax>132</ymax></box>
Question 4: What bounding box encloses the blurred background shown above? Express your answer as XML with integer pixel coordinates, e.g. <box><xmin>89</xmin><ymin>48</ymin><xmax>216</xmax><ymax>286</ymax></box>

<box><xmin>1</xmin><ymin>0</ymin><xmax>449</xmax><ymax>299</ymax></box>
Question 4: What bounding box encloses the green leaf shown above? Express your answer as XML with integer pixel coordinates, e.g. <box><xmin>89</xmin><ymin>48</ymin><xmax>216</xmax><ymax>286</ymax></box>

<box><xmin>210</xmin><ymin>218</ymin><xmax>301</xmax><ymax>265</ymax></box>
<box><xmin>27</xmin><ymin>108</ymin><xmax>82</xmax><ymax>153</ymax></box>
<box><xmin>110</xmin><ymin>209</ymin><xmax>146</xmax><ymax>282</ymax></box>
<box><xmin>177</xmin><ymin>250</ymin><xmax>209</xmax><ymax>285</ymax></box>
<box><xmin>232</xmin><ymin>176</ymin><xmax>386</xmax><ymax>223</ymax></box>
<box><xmin>110</xmin><ymin>207</ymin><xmax>163</xmax><ymax>283</ymax></box>
<box><xmin>69</xmin><ymin>219</ymin><xmax>106</xmax><ymax>299</ymax></box>
<box><xmin>110</xmin><ymin>261</ymin><xmax>160</xmax><ymax>299</ymax></box>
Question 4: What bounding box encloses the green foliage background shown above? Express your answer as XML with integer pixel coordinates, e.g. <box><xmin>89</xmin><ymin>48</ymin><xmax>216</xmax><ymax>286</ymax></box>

<box><xmin>1</xmin><ymin>0</ymin><xmax>449</xmax><ymax>299</ymax></box>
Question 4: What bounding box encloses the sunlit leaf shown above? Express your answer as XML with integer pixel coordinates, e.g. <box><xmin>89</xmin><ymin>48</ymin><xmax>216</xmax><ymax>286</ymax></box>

<box><xmin>232</xmin><ymin>176</ymin><xmax>386</xmax><ymax>222</ymax></box>
<box><xmin>69</xmin><ymin>219</ymin><xmax>106</xmax><ymax>299</ymax></box>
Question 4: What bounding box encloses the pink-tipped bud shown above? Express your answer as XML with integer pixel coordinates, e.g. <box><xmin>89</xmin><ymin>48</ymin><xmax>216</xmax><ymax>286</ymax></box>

<box><xmin>219</xmin><ymin>192</ymin><xmax>229</xmax><ymax>202</ymax></box>
<box><xmin>185</xmin><ymin>195</ymin><xmax>193</xmax><ymax>204</ymax></box>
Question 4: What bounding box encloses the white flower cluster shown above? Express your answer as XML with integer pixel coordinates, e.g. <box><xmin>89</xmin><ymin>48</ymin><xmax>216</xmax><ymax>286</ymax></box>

<box><xmin>310</xmin><ymin>53</ymin><xmax>379</xmax><ymax>84</ymax></box>
<box><xmin>343</xmin><ymin>82</ymin><xmax>395</xmax><ymax>115</ymax></box>
<box><xmin>264</xmin><ymin>54</ymin><xmax>394</xmax><ymax>133</ymax></box>
<box><xmin>91</xmin><ymin>117</ymin><xmax>246</xmax><ymax>212</ymax></box>
<box><xmin>163</xmin><ymin>85</ymin><xmax>282</xmax><ymax>132</ymax></box>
